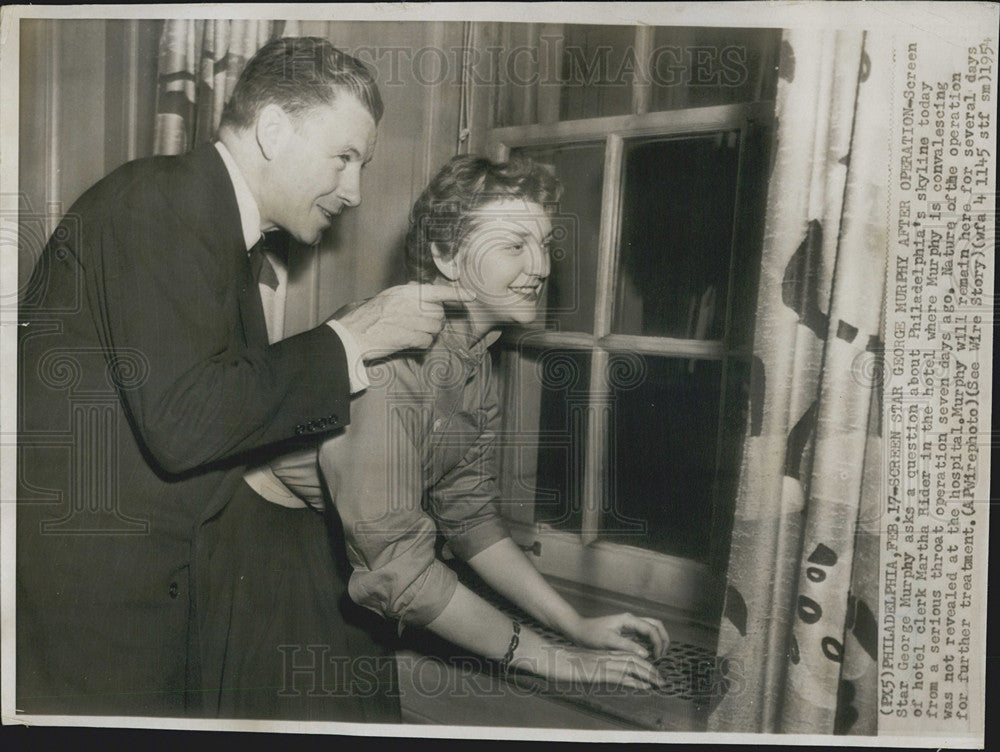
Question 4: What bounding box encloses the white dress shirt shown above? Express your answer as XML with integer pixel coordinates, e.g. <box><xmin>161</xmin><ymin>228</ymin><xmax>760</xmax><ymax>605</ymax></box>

<box><xmin>214</xmin><ymin>141</ymin><xmax>364</xmax><ymax>507</ymax></box>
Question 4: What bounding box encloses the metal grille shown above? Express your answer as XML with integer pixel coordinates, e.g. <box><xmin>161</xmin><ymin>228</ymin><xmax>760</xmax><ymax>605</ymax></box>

<box><xmin>467</xmin><ymin>577</ymin><xmax>716</xmax><ymax>702</ymax></box>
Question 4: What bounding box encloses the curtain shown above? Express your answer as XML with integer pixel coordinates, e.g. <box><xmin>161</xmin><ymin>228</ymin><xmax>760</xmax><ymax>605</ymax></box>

<box><xmin>709</xmin><ymin>29</ymin><xmax>890</xmax><ymax>734</ymax></box>
<box><xmin>153</xmin><ymin>19</ymin><xmax>301</xmax><ymax>155</ymax></box>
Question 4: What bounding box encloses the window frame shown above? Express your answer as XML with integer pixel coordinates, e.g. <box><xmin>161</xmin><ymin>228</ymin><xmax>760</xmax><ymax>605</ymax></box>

<box><xmin>488</xmin><ymin>102</ymin><xmax>772</xmax><ymax>618</ymax></box>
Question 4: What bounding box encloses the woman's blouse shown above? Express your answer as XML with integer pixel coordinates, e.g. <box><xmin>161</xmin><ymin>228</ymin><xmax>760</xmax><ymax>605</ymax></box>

<box><xmin>270</xmin><ymin>314</ymin><xmax>510</xmax><ymax>629</ymax></box>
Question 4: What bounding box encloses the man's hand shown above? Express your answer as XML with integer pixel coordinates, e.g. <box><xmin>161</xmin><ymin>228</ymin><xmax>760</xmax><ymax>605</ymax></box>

<box><xmin>333</xmin><ymin>282</ymin><xmax>474</xmax><ymax>360</ymax></box>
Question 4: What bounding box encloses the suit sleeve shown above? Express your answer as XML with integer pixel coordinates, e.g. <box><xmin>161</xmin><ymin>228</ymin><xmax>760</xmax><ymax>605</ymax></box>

<box><xmin>94</xmin><ymin>184</ymin><xmax>350</xmax><ymax>475</ymax></box>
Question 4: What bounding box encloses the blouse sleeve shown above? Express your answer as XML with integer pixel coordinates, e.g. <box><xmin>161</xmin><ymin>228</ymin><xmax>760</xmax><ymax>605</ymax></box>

<box><xmin>319</xmin><ymin>359</ymin><xmax>458</xmax><ymax>628</ymax></box>
<box><xmin>424</xmin><ymin>364</ymin><xmax>510</xmax><ymax>560</ymax></box>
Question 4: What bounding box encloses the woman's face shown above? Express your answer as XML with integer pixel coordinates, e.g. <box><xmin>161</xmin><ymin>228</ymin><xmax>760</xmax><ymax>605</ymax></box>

<box><xmin>444</xmin><ymin>198</ymin><xmax>553</xmax><ymax>329</ymax></box>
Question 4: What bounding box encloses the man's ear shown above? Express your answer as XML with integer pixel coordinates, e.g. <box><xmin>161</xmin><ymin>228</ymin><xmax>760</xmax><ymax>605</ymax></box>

<box><xmin>255</xmin><ymin>103</ymin><xmax>291</xmax><ymax>161</ymax></box>
<box><xmin>431</xmin><ymin>243</ymin><xmax>460</xmax><ymax>281</ymax></box>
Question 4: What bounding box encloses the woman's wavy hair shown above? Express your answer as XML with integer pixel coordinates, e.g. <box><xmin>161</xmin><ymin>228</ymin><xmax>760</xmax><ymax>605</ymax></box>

<box><xmin>405</xmin><ymin>154</ymin><xmax>563</xmax><ymax>283</ymax></box>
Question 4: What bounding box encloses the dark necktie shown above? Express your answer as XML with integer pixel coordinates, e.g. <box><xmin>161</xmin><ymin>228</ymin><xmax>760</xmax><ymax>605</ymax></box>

<box><xmin>248</xmin><ymin>233</ymin><xmax>280</xmax><ymax>290</ymax></box>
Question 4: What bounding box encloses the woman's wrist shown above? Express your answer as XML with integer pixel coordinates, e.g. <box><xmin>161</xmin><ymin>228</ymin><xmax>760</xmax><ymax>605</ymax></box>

<box><xmin>496</xmin><ymin>620</ymin><xmax>521</xmax><ymax>674</ymax></box>
<box><xmin>504</xmin><ymin>625</ymin><xmax>556</xmax><ymax>677</ymax></box>
<box><xmin>557</xmin><ymin>610</ymin><xmax>587</xmax><ymax>644</ymax></box>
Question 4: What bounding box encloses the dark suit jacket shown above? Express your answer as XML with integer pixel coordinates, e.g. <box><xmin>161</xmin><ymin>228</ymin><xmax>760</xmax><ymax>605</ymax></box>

<box><xmin>16</xmin><ymin>143</ymin><xmax>350</xmax><ymax>716</ymax></box>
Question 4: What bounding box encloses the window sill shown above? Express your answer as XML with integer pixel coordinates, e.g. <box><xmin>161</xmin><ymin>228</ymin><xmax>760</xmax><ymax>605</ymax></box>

<box><xmin>505</xmin><ymin>520</ymin><xmax>725</xmax><ymax>619</ymax></box>
<box><xmin>395</xmin><ymin>572</ymin><xmax>718</xmax><ymax>731</ymax></box>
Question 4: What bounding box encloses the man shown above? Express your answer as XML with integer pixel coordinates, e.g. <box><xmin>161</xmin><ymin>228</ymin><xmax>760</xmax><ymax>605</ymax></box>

<box><xmin>16</xmin><ymin>37</ymin><xmax>464</xmax><ymax>719</ymax></box>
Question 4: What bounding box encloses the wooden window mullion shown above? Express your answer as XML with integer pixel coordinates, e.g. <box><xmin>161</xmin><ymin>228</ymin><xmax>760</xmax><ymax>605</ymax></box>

<box><xmin>580</xmin><ymin>134</ymin><xmax>624</xmax><ymax>545</ymax></box>
<box><xmin>537</xmin><ymin>24</ymin><xmax>563</xmax><ymax>125</ymax></box>
<box><xmin>631</xmin><ymin>25</ymin><xmax>654</xmax><ymax>116</ymax></box>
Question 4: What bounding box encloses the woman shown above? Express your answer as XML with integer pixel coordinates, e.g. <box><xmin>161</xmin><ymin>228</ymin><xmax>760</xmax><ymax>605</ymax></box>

<box><xmin>270</xmin><ymin>155</ymin><xmax>669</xmax><ymax>689</ymax></box>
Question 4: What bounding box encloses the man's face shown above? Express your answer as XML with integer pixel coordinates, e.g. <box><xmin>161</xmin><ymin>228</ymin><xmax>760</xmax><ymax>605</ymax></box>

<box><xmin>262</xmin><ymin>94</ymin><xmax>377</xmax><ymax>245</ymax></box>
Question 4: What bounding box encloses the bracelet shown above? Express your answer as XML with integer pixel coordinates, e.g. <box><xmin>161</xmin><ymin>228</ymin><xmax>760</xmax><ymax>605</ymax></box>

<box><xmin>497</xmin><ymin>620</ymin><xmax>521</xmax><ymax>675</ymax></box>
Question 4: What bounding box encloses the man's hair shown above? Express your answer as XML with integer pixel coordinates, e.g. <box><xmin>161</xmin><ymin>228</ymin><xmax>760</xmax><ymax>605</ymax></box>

<box><xmin>220</xmin><ymin>36</ymin><xmax>384</xmax><ymax>130</ymax></box>
<box><xmin>405</xmin><ymin>154</ymin><xmax>563</xmax><ymax>283</ymax></box>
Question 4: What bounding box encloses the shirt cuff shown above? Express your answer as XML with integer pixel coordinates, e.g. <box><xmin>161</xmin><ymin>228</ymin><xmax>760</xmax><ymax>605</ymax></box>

<box><xmin>397</xmin><ymin>561</ymin><xmax>459</xmax><ymax>633</ymax></box>
<box><xmin>347</xmin><ymin>557</ymin><xmax>459</xmax><ymax>631</ymax></box>
<box><xmin>326</xmin><ymin>319</ymin><xmax>370</xmax><ymax>394</ymax></box>
<box><xmin>243</xmin><ymin>465</ymin><xmax>307</xmax><ymax>509</ymax></box>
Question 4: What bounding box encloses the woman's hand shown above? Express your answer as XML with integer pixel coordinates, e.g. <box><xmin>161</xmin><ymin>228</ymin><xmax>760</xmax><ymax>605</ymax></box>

<box><xmin>566</xmin><ymin>612</ymin><xmax>670</xmax><ymax>659</ymax></box>
<box><xmin>514</xmin><ymin>644</ymin><xmax>666</xmax><ymax>690</ymax></box>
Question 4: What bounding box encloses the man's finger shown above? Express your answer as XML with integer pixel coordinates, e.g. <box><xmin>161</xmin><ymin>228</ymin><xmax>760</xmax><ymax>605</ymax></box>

<box><xmin>414</xmin><ymin>283</ymin><xmax>476</xmax><ymax>303</ymax></box>
<box><xmin>407</xmin><ymin>332</ymin><xmax>434</xmax><ymax>349</ymax></box>
<box><xmin>406</xmin><ymin>316</ymin><xmax>447</xmax><ymax>334</ymax></box>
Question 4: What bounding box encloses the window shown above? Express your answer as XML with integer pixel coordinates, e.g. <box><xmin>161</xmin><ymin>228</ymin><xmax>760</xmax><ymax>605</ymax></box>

<box><xmin>484</xmin><ymin>28</ymin><xmax>775</xmax><ymax>618</ymax></box>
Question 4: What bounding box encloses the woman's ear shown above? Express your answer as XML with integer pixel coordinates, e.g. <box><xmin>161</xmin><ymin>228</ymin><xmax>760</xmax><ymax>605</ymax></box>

<box><xmin>431</xmin><ymin>243</ymin><xmax>460</xmax><ymax>281</ymax></box>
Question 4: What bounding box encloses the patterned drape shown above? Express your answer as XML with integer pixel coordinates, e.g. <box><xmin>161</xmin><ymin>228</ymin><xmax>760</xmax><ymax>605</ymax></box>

<box><xmin>709</xmin><ymin>30</ymin><xmax>889</xmax><ymax>734</ymax></box>
<box><xmin>153</xmin><ymin>19</ymin><xmax>301</xmax><ymax>155</ymax></box>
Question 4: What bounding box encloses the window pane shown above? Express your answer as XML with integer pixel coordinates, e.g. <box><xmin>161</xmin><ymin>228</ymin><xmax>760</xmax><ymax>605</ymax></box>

<box><xmin>601</xmin><ymin>356</ymin><xmax>723</xmax><ymax>560</ymax></box>
<box><xmin>559</xmin><ymin>24</ymin><xmax>637</xmax><ymax>120</ymax></box>
<box><xmin>649</xmin><ymin>27</ymin><xmax>782</xmax><ymax>111</ymax></box>
<box><xmin>613</xmin><ymin>131</ymin><xmax>741</xmax><ymax>339</ymax></box>
<box><xmin>497</xmin><ymin>23</ymin><xmax>544</xmax><ymax>128</ymax></box>
<box><xmin>513</xmin><ymin>142</ymin><xmax>604</xmax><ymax>333</ymax></box>
<box><xmin>529</xmin><ymin>349</ymin><xmax>592</xmax><ymax>532</ymax></box>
